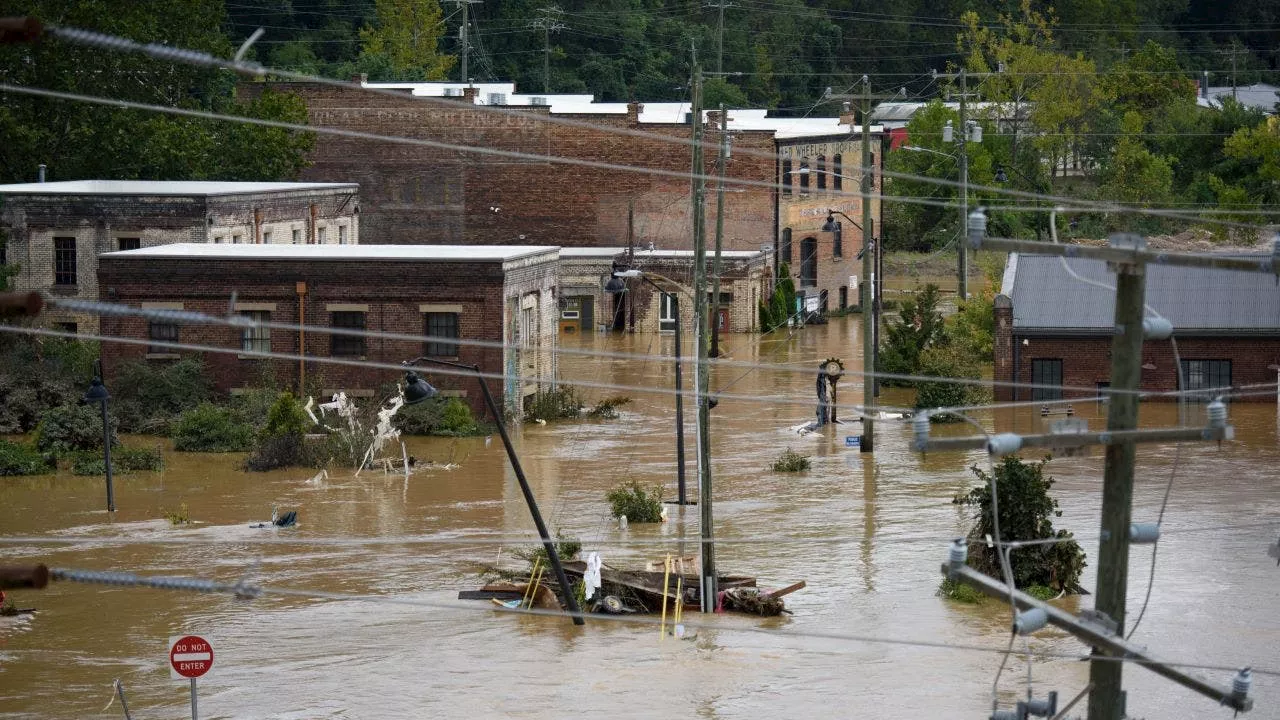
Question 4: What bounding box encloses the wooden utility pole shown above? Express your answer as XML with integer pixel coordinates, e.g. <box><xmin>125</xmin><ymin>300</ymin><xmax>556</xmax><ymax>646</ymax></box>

<box><xmin>689</xmin><ymin>59</ymin><xmax>717</xmax><ymax>613</ymax></box>
<box><xmin>710</xmin><ymin>104</ymin><xmax>728</xmax><ymax>359</ymax></box>
<box><xmin>531</xmin><ymin>6</ymin><xmax>564</xmax><ymax>95</ymax></box>
<box><xmin>1088</xmin><ymin>233</ymin><xmax>1147</xmax><ymax>720</ymax></box>
<box><xmin>957</xmin><ymin>68</ymin><xmax>970</xmax><ymax>300</ymax></box>
<box><xmin>709</xmin><ymin>0</ymin><xmax>732</xmax><ymax>75</ymax></box>
<box><xmin>448</xmin><ymin>0</ymin><xmax>482</xmax><ymax>83</ymax></box>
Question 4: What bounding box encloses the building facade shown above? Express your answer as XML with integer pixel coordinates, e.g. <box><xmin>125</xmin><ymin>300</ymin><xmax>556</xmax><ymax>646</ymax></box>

<box><xmin>97</xmin><ymin>244</ymin><xmax>558</xmax><ymax>417</ymax></box>
<box><xmin>776</xmin><ymin>130</ymin><xmax>884</xmax><ymax>315</ymax></box>
<box><xmin>0</xmin><ymin>181</ymin><xmax>360</xmax><ymax>333</ymax></box>
<box><xmin>558</xmin><ymin>247</ymin><xmax>769</xmax><ymax>335</ymax></box>
<box><xmin>994</xmin><ymin>253</ymin><xmax>1280</xmax><ymax>402</ymax></box>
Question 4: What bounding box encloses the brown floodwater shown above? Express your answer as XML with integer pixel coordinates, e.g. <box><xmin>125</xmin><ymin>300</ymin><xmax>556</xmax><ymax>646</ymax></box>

<box><xmin>2</xmin><ymin>314</ymin><xmax>1278</xmax><ymax>719</ymax></box>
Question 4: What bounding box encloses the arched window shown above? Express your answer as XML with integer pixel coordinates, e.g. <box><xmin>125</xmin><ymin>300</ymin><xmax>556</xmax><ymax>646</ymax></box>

<box><xmin>782</xmin><ymin>158</ymin><xmax>792</xmax><ymax>196</ymax></box>
<box><xmin>780</xmin><ymin>228</ymin><xmax>793</xmax><ymax>266</ymax></box>
<box><xmin>816</xmin><ymin>155</ymin><xmax>827</xmax><ymax>191</ymax></box>
<box><xmin>833</xmin><ymin>154</ymin><xmax>843</xmax><ymax>191</ymax></box>
<box><xmin>799</xmin><ymin>157</ymin><xmax>810</xmax><ymax>192</ymax></box>
<box><xmin>800</xmin><ymin>237</ymin><xmax>818</xmax><ymax>286</ymax></box>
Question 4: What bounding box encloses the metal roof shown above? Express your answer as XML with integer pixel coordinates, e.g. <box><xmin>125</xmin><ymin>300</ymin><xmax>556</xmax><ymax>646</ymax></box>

<box><xmin>101</xmin><ymin>243</ymin><xmax>558</xmax><ymax>263</ymax></box>
<box><xmin>0</xmin><ymin>180</ymin><xmax>357</xmax><ymax>196</ymax></box>
<box><xmin>558</xmin><ymin>247</ymin><xmax>763</xmax><ymax>259</ymax></box>
<box><xmin>1006</xmin><ymin>253</ymin><xmax>1280</xmax><ymax>334</ymax></box>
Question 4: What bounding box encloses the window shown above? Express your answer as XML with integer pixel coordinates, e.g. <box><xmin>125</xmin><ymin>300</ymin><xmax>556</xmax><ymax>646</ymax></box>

<box><xmin>781</xmin><ymin>159</ymin><xmax>792</xmax><ymax>196</ymax></box>
<box><xmin>240</xmin><ymin>310</ymin><xmax>271</xmax><ymax>353</ymax></box>
<box><xmin>658</xmin><ymin>293</ymin><xmax>677</xmax><ymax>333</ymax></box>
<box><xmin>833</xmin><ymin>223</ymin><xmax>843</xmax><ymax>258</ymax></box>
<box><xmin>55</xmin><ymin>321</ymin><xmax>77</xmax><ymax>335</ymax></box>
<box><xmin>1179</xmin><ymin>359</ymin><xmax>1231</xmax><ymax>399</ymax></box>
<box><xmin>331</xmin><ymin>311</ymin><xmax>366</xmax><ymax>357</ymax></box>
<box><xmin>800</xmin><ymin>237</ymin><xmax>818</xmax><ymax>286</ymax></box>
<box><xmin>424</xmin><ymin>312</ymin><xmax>460</xmax><ymax>357</ymax></box>
<box><xmin>798</xmin><ymin>158</ymin><xmax>810</xmax><ymax>192</ymax></box>
<box><xmin>338</xmin><ymin>225</ymin><xmax>348</xmax><ymax>245</ymax></box>
<box><xmin>214</xmin><ymin>236</ymin><xmax>226</xmax><ymax>244</ymax></box>
<box><xmin>148</xmin><ymin>320</ymin><xmax>178</xmax><ymax>354</ymax></box>
<box><xmin>833</xmin><ymin>154</ymin><xmax>843</xmax><ymax>191</ymax></box>
<box><xmin>318</xmin><ymin>227</ymin><xmax>328</xmax><ymax>244</ymax></box>
<box><xmin>816</xmin><ymin>155</ymin><xmax>827</xmax><ymax>190</ymax></box>
<box><xmin>53</xmin><ymin>237</ymin><xmax>76</xmax><ymax>286</ymax></box>
<box><xmin>780</xmin><ymin>228</ymin><xmax>792</xmax><ymax>265</ymax></box>
<box><xmin>1031</xmin><ymin>359</ymin><xmax>1064</xmax><ymax>401</ymax></box>
<box><xmin>262</xmin><ymin>230</ymin><xmax>272</xmax><ymax>243</ymax></box>
<box><xmin>839</xmin><ymin>286</ymin><xmax>848</xmax><ymax>309</ymax></box>
<box><xmin>232</xmin><ymin>234</ymin><xmax>242</xmax><ymax>244</ymax></box>
<box><xmin>292</xmin><ymin>229</ymin><xmax>301</xmax><ymax>244</ymax></box>
<box><xmin>117</xmin><ymin>237</ymin><xmax>140</xmax><ymax>251</ymax></box>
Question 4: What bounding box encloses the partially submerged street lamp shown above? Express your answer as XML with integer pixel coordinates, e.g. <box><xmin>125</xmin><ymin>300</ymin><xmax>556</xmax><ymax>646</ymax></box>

<box><xmin>399</xmin><ymin>356</ymin><xmax>585</xmax><ymax>626</ymax></box>
<box><xmin>82</xmin><ymin>360</ymin><xmax>114</xmax><ymax>512</ymax></box>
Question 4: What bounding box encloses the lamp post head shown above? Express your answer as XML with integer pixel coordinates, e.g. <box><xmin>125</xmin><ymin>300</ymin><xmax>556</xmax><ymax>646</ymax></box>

<box><xmin>995</xmin><ymin>167</ymin><xmax>1008</xmax><ymax>183</ymax></box>
<box><xmin>942</xmin><ymin>119</ymin><xmax>954</xmax><ymax>143</ymax></box>
<box><xmin>402</xmin><ymin>371</ymin><xmax>439</xmax><ymax>405</ymax></box>
<box><xmin>83</xmin><ymin>376</ymin><xmax>110</xmax><ymax>403</ymax></box>
<box><xmin>821</xmin><ymin>214</ymin><xmax>840</xmax><ymax>233</ymax></box>
<box><xmin>604</xmin><ymin>276</ymin><xmax>627</xmax><ymax>294</ymax></box>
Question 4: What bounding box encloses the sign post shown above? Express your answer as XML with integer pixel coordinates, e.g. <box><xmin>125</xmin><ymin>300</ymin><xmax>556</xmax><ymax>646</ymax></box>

<box><xmin>169</xmin><ymin>635</ymin><xmax>213</xmax><ymax>720</ymax></box>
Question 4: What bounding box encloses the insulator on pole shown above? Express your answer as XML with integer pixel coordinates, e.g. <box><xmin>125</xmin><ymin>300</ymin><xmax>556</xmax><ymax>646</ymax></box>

<box><xmin>1233</xmin><ymin>667</ymin><xmax>1252</xmax><ymax>703</ymax></box>
<box><xmin>1023</xmin><ymin>691</ymin><xmax>1057</xmax><ymax>718</ymax></box>
<box><xmin>967</xmin><ymin>208</ymin><xmax>987</xmax><ymax>249</ymax></box>
<box><xmin>1129</xmin><ymin>522</ymin><xmax>1160</xmax><ymax>543</ymax></box>
<box><xmin>1206</xmin><ymin>398</ymin><xmax>1227</xmax><ymax>429</ymax></box>
<box><xmin>949</xmin><ymin>538</ymin><xmax>968</xmax><ymax>576</ymax></box>
<box><xmin>986</xmin><ymin>432</ymin><xmax>1022</xmax><ymax>456</ymax></box>
<box><xmin>913</xmin><ymin>412</ymin><xmax>931</xmax><ymax>451</ymax></box>
<box><xmin>1013</xmin><ymin>607</ymin><xmax>1049</xmax><ymax>636</ymax></box>
<box><xmin>989</xmin><ymin>708</ymin><xmax>1021</xmax><ymax>720</ymax></box>
<box><xmin>1141</xmin><ymin>317</ymin><xmax>1173</xmax><ymax>340</ymax></box>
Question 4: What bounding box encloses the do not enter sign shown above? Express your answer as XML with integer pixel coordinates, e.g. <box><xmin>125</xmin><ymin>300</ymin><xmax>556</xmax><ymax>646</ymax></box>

<box><xmin>169</xmin><ymin>635</ymin><xmax>214</xmax><ymax>679</ymax></box>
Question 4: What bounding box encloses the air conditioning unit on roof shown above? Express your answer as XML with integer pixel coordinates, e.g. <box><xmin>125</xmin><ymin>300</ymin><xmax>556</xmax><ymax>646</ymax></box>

<box><xmin>443</xmin><ymin>87</ymin><xmax>462</xmax><ymax>97</ymax></box>
<box><xmin>530</xmin><ymin>96</ymin><xmax>548</xmax><ymax>106</ymax></box>
<box><xmin>487</xmin><ymin>92</ymin><xmax>508</xmax><ymax>105</ymax></box>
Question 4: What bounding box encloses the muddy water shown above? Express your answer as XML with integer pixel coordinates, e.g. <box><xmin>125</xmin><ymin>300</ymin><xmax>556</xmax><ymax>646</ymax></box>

<box><xmin>2</xmin><ymin>315</ymin><xmax>1278</xmax><ymax>719</ymax></box>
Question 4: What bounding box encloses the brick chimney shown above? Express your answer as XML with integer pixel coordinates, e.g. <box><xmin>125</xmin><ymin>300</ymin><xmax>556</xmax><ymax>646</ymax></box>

<box><xmin>626</xmin><ymin>101</ymin><xmax>644</xmax><ymax>125</ymax></box>
<box><xmin>994</xmin><ymin>293</ymin><xmax>1014</xmax><ymax>401</ymax></box>
<box><xmin>463</xmin><ymin>86</ymin><xmax>479</xmax><ymax>103</ymax></box>
<box><xmin>839</xmin><ymin>101</ymin><xmax>855</xmax><ymax>127</ymax></box>
<box><xmin>351</xmin><ymin>73</ymin><xmax>367</xmax><ymax>85</ymax></box>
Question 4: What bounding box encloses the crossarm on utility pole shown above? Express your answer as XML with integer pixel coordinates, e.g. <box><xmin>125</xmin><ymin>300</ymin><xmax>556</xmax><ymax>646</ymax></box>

<box><xmin>917</xmin><ymin>425</ymin><xmax>1232</xmax><ymax>454</ymax></box>
<box><xmin>971</xmin><ymin>235</ymin><xmax>1280</xmax><ymax>276</ymax></box>
<box><xmin>941</xmin><ymin>563</ymin><xmax>1252</xmax><ymax>713</ymax></box>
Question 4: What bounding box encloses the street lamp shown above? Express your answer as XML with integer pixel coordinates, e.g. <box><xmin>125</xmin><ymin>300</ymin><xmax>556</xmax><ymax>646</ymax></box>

<box><xmin>82</xmin><ymin>360</ymin><xmax>114</xmax><ymax>512</ymax></box>
<box><xmin>400</xmin><ymin>357</ymin><xmax>585</xmax><ymax>626</ymax></box>
<box><xmin>902</xmin><ymin>117</ymin><xmax>982</xmax><ymax>300</ymax></box>
<box><xmin>609</xmin><ymin>269</ymin><xmax>693</xmax><ymax>506</ymax></box>
<box><xmin>828</xmin><ymin>206</ymin><xmax>883</xmax><ymax>413</ymax></box>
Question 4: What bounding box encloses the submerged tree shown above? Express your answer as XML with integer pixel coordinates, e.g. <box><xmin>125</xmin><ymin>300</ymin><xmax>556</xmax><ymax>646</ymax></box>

<box><xmin>955</xmin><ymin>456</ymin><xmax>1087</xmax><ymax>594</ymax></box>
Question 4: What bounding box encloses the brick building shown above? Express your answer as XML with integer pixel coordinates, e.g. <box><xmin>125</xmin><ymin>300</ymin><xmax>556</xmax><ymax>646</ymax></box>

<box><xmin>558</xmin><ymin>247</ymin><xmax>769</xmax><ymax>335</ymax></box>
<box><xmin>775</xmin><ymin>123</ymin><xmax>884</xmax><ymax>315</ymax></box>
<box><xmin>994</xmin><ymin>253</ymin><xmax>1280</xmax><ymax>402</ymax></box>
<box><xmin>97</xmin><ymin>244</ymin><xmax>559</xmax><ymax>417</ymax></box>
<box><xmin>0</xmin><ymin>180</ymin><xmax>359</xmax><ymax>333</ymax></box>
<box><xmin>239</xmin><ymin>81</ymin><xmax>777</xmax><ymax>251</ymax></box>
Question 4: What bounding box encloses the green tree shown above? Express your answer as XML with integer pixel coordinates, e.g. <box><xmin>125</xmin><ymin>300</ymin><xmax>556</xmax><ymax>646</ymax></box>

<box><xmin>1099</xmin><ymin>111</ymin><xmax>1175</xmax><ymax>206</ymax></box>
<box><xmin>878</xmin><ymin>283</ymin><xmax>947</xmax><ymax>385</ymax></box>
<box><xmin>359</xmin><ymin>0</ymin><xmax>456</xmax><ymax>81</ymax></box>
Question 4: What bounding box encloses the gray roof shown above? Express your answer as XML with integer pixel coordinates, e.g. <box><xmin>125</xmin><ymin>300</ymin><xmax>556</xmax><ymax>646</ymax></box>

<box><xmin>0</xmin><ymin>180</ymin><xmax>357</xmax><ymax>196</ymax></box>
<box><xmin>102</xmin><ymin>243</ymin><xmax>558</xmax><ymax>263</ymax></box>
<box><xmin>1005</xmin><ymin>253</ymin><xmax>1280</xmax><ymax>334</ymax></box>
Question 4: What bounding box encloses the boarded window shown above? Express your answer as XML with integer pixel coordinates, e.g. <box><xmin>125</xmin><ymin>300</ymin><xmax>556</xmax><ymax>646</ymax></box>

<box><xmin>424</xmin><ymin>312</ymin><xmax>460</xmax><ymax>357</ymax></box>
<box><xmin>330</xmin><ymin>311</ymin><xmax>366</xmax><ymax>357</ymax></box>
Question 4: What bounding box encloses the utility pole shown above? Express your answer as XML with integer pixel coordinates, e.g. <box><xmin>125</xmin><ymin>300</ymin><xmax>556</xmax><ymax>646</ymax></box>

<box><xmin>530</xmin><ymin>6</ymin><xmax>564</xmax><ymax>95</ymax></box>
<box><xmin>1088</xmin><ymin>233</ymin><xmax>1147</xmax><ymax>720</ymax></box>
<box><xmin>957</xmin><ymin>68</ymin><xmax>970</xmax><ymax>301</ymax></box>
<box><xmin>1218</xmin><ymin>43</ymin><xmax>1247</xmax><ymax>101</ymax></box>
<box><xmin>710</xmin><ymin>104</ymin><xmax>728</xmax><ymax>359</ymax></box>
<box><xmin>689</xmin><ymin>57</ymin><xmax>717</xmax><ymax>614</ymax></box>
<box><xmin>449</xmin><ymin>0</ymin><xmax>481</xmax><ymax>83</ymax></box>
<box><xmin>706</xmin><ymin>1</ymin><xmax>733</xmax><ymax>75</ymax></box>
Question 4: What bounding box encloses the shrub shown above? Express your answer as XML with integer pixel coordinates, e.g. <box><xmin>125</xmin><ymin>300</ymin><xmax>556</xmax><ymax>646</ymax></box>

<box><xmin>227</xmin><ymin>388</ymin><xmax>280</xmax><ymax>431</ymax></box>
<box><xmin>937</xmin><ymin>577</ymin><xmax>985</xmax><ymax>603</ymax></box>
<box><xmin>244</xmin><ymin>434</ymin><xmax>305</xmax><ymax>471</ymax></box>
<box><xmin>163</xmin><ymin>502</ymin><xmax>191</xmax><ymax>526</ymax></box>
<box><xmin>879</xmin><ymin>284</ymin><xmax>947</xmax><ymax>386</ymax></box>
<box><xmin>523</xmin><ymin>386</ymin><xmax>583</xmax><ymax>423</ymax></box>
<box><xmin>771</xmin><ymin>448</ymin><xmax>811</xmax><ymax>472</ymax></box>
<box><xmin>914</xmin><ymin>344</ymin><xmax>988</xmax><ymax>421</ymax></box>
<box><xmin>0</xmin><ymin>440</ymin><xmax>53</xmax><ymax>476</ymax></box>
<box><xmin>955</xmin><ymin>456</ymin><xmax>1087</xmax><ymax>594</ymax></box>
<box><xmin>395</xmin><ymin>397</ymin><xmax>483</xmax><ymax>436</ymax></box>
<box><xmin>110</xmin><ymin>358</ymin><xmax>213</xmax><ymax>434</ymax></box>
<box><xmin>262</xmin><ymin>392</ymin><xmax>309</xmax><ymax>440</ymax></box>
<box><xmin>71</xmin><ymin>445</ymin><xmax>164</xmax><ymax>475</ymax></box>
<box><xmin>514</xmin><ymin>535</ymin><xmax>583</xmax><ymax>567</ymax></box>
<box><xmin>587</xmin><ymin>395</ymin><xmax>631</xmax><ymax>419</ymax></box>
<box><xmin>606</xmin><ymin>481</ymin><xmax>664</xmax><ymax>522</ymax></box>
<box><xmin>36</xmin><ymin>404</ymin><xmax>118</xmax><ymax>456</ymax></box>
<box><xmin>0</xmin><ymin>337</ymin><xmax>95</xmax><ymax>433</ymax></box>
<box><xmin>173</xmin><ymin>404</ymin><xmax>255</xmax><ymax>452</ymax></box>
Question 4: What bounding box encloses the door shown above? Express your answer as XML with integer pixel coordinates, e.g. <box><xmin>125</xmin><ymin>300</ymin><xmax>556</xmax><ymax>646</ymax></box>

<box><xmin>716</xmin><ymin>307</ymin><xmax>730</xmax><ymax>333</ymax></box>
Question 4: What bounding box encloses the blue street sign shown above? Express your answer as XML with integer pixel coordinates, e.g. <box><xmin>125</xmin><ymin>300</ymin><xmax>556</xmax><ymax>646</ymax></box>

<box><xmin>846</xmin><ymin>436</ymin><xmax>861</xmax><ymax>447</ymax></box>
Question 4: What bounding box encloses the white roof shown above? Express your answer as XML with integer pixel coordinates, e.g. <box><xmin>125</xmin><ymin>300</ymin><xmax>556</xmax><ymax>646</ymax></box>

<box><xmin>1197</xmin><ymin>84</ymin><xmax>1279</xmax><ymax>113</ymax></box>
<box><xmin>0</xmin><ymin>180</ymin><xmax>356</xmax><ymax>196</ymax></box>
<box><xmin>102</xmin><ymin>243</ymin><xmax>558</xmax><ymax>262</ymax></box>
<box><xmin>559</xmin><ymin>246</ymin><xmax>763</xmax><ymax>259</ymax></box>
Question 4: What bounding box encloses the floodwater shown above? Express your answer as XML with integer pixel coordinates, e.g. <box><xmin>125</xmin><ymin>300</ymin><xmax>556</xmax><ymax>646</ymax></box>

<box><xmin>2</xmin><ymin>314</ymin><xmax>1278</xmax><ymax>719</ymax></box>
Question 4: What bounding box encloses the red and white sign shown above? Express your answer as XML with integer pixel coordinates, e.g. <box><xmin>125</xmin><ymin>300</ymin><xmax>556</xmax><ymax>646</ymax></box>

<box><xmin>169</xmin><ymin>635</ymin><xmax>214</xmax><ymax>679</ymax></box>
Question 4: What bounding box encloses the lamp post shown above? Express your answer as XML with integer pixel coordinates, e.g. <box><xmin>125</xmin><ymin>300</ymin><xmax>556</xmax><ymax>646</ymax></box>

<box><xmin>82</xmin><ymin>360</ymin><xmax>114</xmax><ymax>512</ymax></box>
<box><xmin>903</xmin><ymin>117</ymin><xmax>982</xmax><ymax>300</ymax></box>
<box><xmin>826</xmin><ymin>207</ymin><xmax>877</xmax><ymax>453</ymax></box>
<box><xmin>608</xmin><ymin>269</ymin><xmax>694</xmax><ymax>506</ymax></box>
<box><xmin>400</xmin><ymin>357</ymin><xmax>585</xmax><ymax>626</ymax></box>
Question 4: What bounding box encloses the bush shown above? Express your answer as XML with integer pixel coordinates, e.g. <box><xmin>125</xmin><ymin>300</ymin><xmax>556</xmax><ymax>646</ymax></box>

<box><xmin>173</xmin><ymin>403</ymin><xmax>255</xmax><ymax>452</ymax></box>
<box><xmin>71</xmin><ymin>445</ymin><xmax>164</xmax><ymax>475</ymax></box>
<box><xmin>586</xmin><ymin>395</ymin><xmax>631</xmax><ymax>419</ymax></box>
<box><xmin>955</xmin><ymin>456</ymin><xmax>1087</xmax><ymax>594</ymax></box>
<box><xmin>110</xmin><ymin>358</ymin><xmax>213</xmax><ymax>434</ymax></box>
<box><xmin>395</xmin><ymin>396</ymin><xmax>483</xmax><ymax>436</ymax></box>
<box><xmin>244</xmin><ymin>434</ymin><xmax>305</xmax><ymax>471</ymax></box>
<box><xmin>937</xmin><ymin>577</ymin><xmax>985</xmax><ymax>603</ymax></box>
<box><xmin>914</xmin><ymin>344</ymin><xmax>989</xmax><ymax>420</ymax></box>
<box><xmin>879</xmin><ymin>284</ymin><xmax>947</xmax><ymax>386</ymax></box>
<box><xmin>606</xmin><ymin>481</ymin><xmax>664</xmax><ymax>522</ymax></box>
<box><xmin>771</xmin><ymin>448</ymin><xmax>811</xmax><ymax>472</ymax></box>
<box><xmin>523</xmin><ymin>386</ymin><xmax>583</xmax><ymax>423</ymax></box>
<box><xmin>262</xmin><ymin>392</ymin><xmax>310</xmax><ymax>440</ymax></box>
<box><xmin>227</xmin><ymin>388</ymin><xmax>281</xmax><ymax>431</ymax></box>
<box><xmin>0</xmin><ymin>337</ymin><xmax>95</xmax><ymax>434</ymax></box>
<box><xmin>163</xmin><ymin>502</ymin><xmax>191</xmax><ymax>526</ymax></box>
<box><xmin>36</xmin><ymin>404</ymin><xmax>118</xmax><ymax>456</ymax></box>
<box><xmin>0</xmin><ymin>440</ymin><xmax>53</xmax><ymax>476</ymax></box>
<box><xmin>244</xmin><ymin>393</ymin><xmax>313</xmax><ymax>471</ymax></box>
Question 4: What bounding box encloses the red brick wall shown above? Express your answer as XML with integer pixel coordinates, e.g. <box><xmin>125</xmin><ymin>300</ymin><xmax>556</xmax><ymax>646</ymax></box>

<box><xmin>239</xmin><ymin>83</ymin><xmax>776</xmax><ymax>250</ymax></box>
<box><xmin>97</xmin><ymin>257</ymin><xmax>510</xmax><ymax>416</ymax></box>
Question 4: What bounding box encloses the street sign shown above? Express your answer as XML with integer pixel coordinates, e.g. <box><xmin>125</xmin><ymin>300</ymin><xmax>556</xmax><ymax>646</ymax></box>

<box><xmin>846</xmin><ymin>435</ymin><xmax>861</xmax><ymax>447</ymax></box>
<box><xmin>169</xmin><ymin>635</ymin><xmax>214</xmax><ymax>679</ymax></box>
